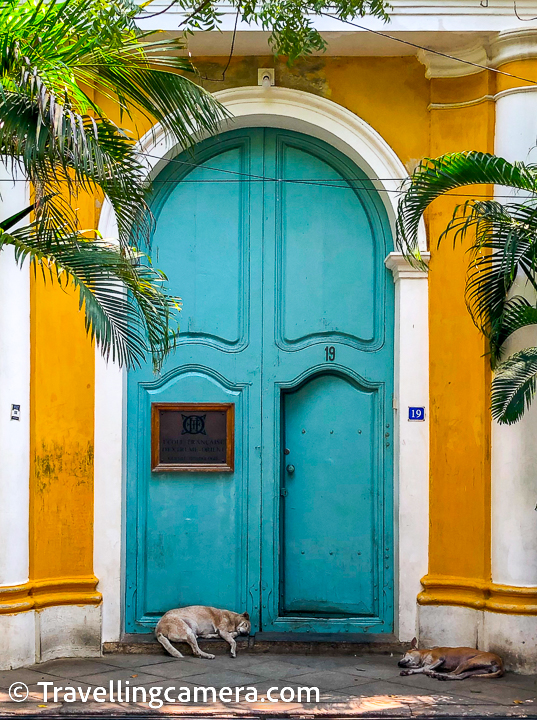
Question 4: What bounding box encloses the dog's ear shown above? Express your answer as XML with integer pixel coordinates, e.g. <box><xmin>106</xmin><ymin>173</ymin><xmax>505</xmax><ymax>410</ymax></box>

<box><xmin>410</xmin><ymin>637</ymin><xmax>418</xmax><ymax>650</ymax></box>
<box><xmin>243</xmin><ymin>612</ymin><xmax>250</xmax><ymax>620</ymax></box>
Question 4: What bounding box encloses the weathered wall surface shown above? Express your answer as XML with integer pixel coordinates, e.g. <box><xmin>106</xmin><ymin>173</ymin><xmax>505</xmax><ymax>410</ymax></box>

<box><xmin>30</xmin><ymin>186</ymin><xmax>100</xmax><ymax>609</ymax></box>
<box><xmin>422</xmin><ymin>70</ymin><xmax>495</xmax><ymax>600</ymax></box>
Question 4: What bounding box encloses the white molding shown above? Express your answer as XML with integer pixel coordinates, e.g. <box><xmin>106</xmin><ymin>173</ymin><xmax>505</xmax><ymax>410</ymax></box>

<box><xmin>385</xmin><ymin>251</ymin><xmax>430</xmax><ymax>279</ymax></box>
<box><xmin>143</xmin><ymin>0</ymin><xmax>537</xmax><ymax>18</ymax></box>
<box><xmin>139</xmin><ymin>1</ymin><xmax>537</xmax><ymax>36</ymax></box>
<box><xmin>94</xmin><ymin>360</ymin><xmax>125</xmax><ymax>643</ymax></box>
<box><xmin>429</xmin><ymin>95</ymin><xmax>495</xmax><ymax>110</ymax></box>
<box><xmin>492</xmin><ymin>71</ymin><xmax>537</xmax><ymax>593</ymax></box>
<box><xmin>490</xmin><ymin>28</ymin><xmax>537</xmax><ymax>68</ymax></box>
<box><xmin>385</xmin><ymin>252</ymin><xmax>430</xmax><ymax>641</ymax></box>
<box><xmin>418</xmin><ymin>44</ymin><xmax>489</xmax><ymax>78</ymax></box>
<box><xmin>95</xmin><ymin>86</ymin><xmax>430</xmax><ymax>643</ymax></box>
<box><xmin>495</xmin><ymin>85</ymin><xmax>537</xmax><ymax>101</ymax></box>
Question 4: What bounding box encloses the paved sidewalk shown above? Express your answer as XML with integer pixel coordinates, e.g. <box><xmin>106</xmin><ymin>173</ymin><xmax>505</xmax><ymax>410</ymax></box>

<box><xmin>1</xmin><ymin>650</ymin><xmax>537</xmax><ymax>717</ymax></box>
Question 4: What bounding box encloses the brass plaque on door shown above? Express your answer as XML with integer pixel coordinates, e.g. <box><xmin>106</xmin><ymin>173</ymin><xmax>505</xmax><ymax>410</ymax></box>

<box><xmin>151</xmin><ymin>403</ymin><xmax>234</xmax><ymax>472</ymax></box>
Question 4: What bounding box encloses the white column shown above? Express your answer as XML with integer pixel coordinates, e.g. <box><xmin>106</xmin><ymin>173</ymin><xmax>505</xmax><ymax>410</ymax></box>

<box><xmin>94</xmin><ymin>355</ymin><xmax>124</xmax><ymax>643</ymax></box>
<box><xmin>490</xmin><ymin>31</ymin><xmax>537</xmax><ymax>590</ymax></box>
<box><xmin>94</xmin><ymin>203</ymin><xmax>124</xmax><ymax>643</ymax></box>
<box><xmin>0</xmin><ymin>164</ymin><xmax>35</xmax><ymax>669</ymax></box>
<box><xmin>385</xmin><ymin>252</ymin><xmax>430</xmax><ymax>641</ymax></box>
<box><xmin>0</xmin><ymin>167</ymin><xmax>30</xmax><ymax>588</ymax></box>
<box><xmin>481</xmin><ymin>30</ymin><xmax>537</xmax><ymax>673</ymax></box>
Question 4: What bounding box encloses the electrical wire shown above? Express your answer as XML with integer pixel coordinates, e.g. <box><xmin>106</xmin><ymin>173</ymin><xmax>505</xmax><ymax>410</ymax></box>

<box><xmin>199</xmin><ymin>4</ymin><xmax>240</xmax><ymax>82</ymax></box>
<box><xmin>0</xmin><ymin>149</ymin><xmax>530</xmax><ymax>198</ymax></box>
<box><xmin>148</xmin><ymin>180</ymin><xmax>523</xmax><ymax>198</ymax></box>
<box><xmin>0</xmin><ymin>176</ymin><xmax>520</xmax><ymax>199</ymax></box>
<box><xmin>135</xmin><ymin>150</ymin><xmax>530</xmax><ymax>197</ymax></box>
<box><xmin>320</xmin><ymin>11</ymin><xmax>537</xmax><ymax>86</ymax></box>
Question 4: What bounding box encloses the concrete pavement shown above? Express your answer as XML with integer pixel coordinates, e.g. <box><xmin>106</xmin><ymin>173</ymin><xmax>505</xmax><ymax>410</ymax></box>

<box><xmin>1</xmin><ymin>650</ymin><xmax>536</xmax><ymax>717</ymax></box>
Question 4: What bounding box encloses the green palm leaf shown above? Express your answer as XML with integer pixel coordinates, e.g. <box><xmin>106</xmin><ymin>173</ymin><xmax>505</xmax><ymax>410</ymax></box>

<box><xmin>0</xmin><ymin>204</ymin><xmax>35</xmax><ymax>231</ymax></box>
<box><xmin>0</xmin><ymin>223</ymin><xmax>180</xmax><ymax>371</ymax></box>
<box><xmin>494</xmin><ymin>297</ymin><xmax>537</xmax><ymax>354</ymax></box>
<box><xmin>491</xmin><ymin>348</ymin><xmax>537</xmax><ymax>424</ymax></box>
<box><xmin>396</xmin><ymin>152</ymin><xmax>537</xmax><ymax>266</ymax></box>
<box><xmin>438</xmin><ymin>199</ymin><xmax>537</xmax><ymax>363</ymax></box>
<box><xmin>397</xmin><ymin>150</ymin><xmax>537</xmax><ymax>424</ymax></box>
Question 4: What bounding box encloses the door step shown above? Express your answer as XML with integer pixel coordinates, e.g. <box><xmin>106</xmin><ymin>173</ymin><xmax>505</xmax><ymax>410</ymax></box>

<box><xmin>104</xmin><ymin>633</ymin><xmax>407</xmax><ymax>656</ymax></box>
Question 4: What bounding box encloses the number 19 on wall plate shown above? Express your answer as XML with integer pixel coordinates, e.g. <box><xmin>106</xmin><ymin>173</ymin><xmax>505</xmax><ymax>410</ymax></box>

<box><xmin>408</xmin><ymin>407</ymin><xmax>425</xmax><ymax>421</ymax></box>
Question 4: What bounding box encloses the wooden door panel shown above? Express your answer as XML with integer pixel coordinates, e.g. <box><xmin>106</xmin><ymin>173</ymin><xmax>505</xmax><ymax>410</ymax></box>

<box><xmin>276</xmin><ymin>138</ymin><xmax>381</xmax><ymax>350</ymax></box>
<box><xmin>135</xmin><ymin>372</ymin><xmax>248</xmax><ymax>628</ymax></box>
<box><xmin>261</xmin><ymin>129</ymin><xmax>394</xmax><ymax>633</ymax></box>
<box><xmin>282</xmin><ymin>373</ymin><xmax>380</xmax><ymax>617</ymax></box>
<box><xmin>151</xmin><ymin>139</ymin><xmax>252</xmax><ymax>349</ymax></box>
<box><xmin>125</xmin><ymin>130</ymin><xmax>264</xmax><ymax>633</ymax></box>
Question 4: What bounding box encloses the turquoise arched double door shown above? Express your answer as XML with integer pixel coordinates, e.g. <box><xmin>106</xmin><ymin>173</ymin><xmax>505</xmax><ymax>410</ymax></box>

<box><xmin>126</xmin><ymin>127</ymin><xmax>395</xmax><ymax>634</ymax></box>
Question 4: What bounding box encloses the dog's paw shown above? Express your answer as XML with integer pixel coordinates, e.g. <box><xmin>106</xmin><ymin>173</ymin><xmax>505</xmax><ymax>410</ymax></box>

<box><xmin>207</xmin><ymin>653</ymin><xmax>216</xmax><ymax>660</ymax></box>
<box><xmin>399</xmin><ymin>670</ymin><xmax>412</xmax><ymax>676</ymax></box>
<box><xmin>426</xmin><ymin>671</ymin><xmax>446</xmax><ymax>681</ymax></box>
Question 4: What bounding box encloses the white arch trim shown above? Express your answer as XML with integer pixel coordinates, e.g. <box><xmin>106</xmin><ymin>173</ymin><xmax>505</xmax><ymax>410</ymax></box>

<box><xmin>94</xmin><ymin>85</ymin><xmax>429</xmax><ymax>644</ymax></box>
<box><xmin>100</xmin><ymin>86</ymin><xmax>427</xmax><ymax>252</ymax></box>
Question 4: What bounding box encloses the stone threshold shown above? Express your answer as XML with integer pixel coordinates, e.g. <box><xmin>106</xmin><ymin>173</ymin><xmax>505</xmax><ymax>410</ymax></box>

<box><xmin>104</xmin><ymin>632</ymin><xmax>407</xmax><ymax>656</ymax></box>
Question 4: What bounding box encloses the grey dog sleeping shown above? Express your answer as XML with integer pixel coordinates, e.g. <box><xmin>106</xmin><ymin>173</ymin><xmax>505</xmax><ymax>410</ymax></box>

<box><xmin>156</xmin><ymin>605</ymin><xmax>251</xmax><ymax>659</ymax></box>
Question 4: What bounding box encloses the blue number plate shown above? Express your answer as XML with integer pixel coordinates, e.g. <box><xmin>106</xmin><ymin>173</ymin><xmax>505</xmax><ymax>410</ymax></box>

<box><xmin>408</xmin><ymin>407</ymin><xmax>425</xmax><ymax>421</ymax></box>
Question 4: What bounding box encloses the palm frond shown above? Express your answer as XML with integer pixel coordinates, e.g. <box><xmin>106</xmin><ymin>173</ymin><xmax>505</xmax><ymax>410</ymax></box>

<box><xmin>90</xmin><ymin>63</ymin><xmax>227</xmax><ymax>148</ymax></box>
<box><xmin>0</xmin><ymin>203</ymin><xmax>35</xmax><ymax>231</ymax></box>
<box><xmin>0</xmin><ymin>223</ymin><xmax>180</xmax><ymax>371</ymax></box>
<box><xmin>493</xmin><ymin>297</ymin><xmax>537</xmax><ymax>362</ymax></box>
<box><xmin>432</xmin><ymin>199</ymin><xmax>537</xmax><ymax>351</ymax></box>
<box><xmin>396</xmin><ymin>152</ymin><xmax>537</xmax><ymax>266</ymax></box>
<box><xmin>0</xmin><ymin>93</ymin><xmax>151</xmax><ymax>246</ymax></box>
<box><xmin>491</xmin><ymin>347</ymin><xmax>537</xmax><ymax>424</ymax></box>
<box><xmin>0</xmin><ymin>0</ymin><xmax>228</xmax><ymax>141</ymax></box>
<box><xmin>0</xmin><ymin>0</ymin><xmax>229</xmax><ymax>254</ymax></box>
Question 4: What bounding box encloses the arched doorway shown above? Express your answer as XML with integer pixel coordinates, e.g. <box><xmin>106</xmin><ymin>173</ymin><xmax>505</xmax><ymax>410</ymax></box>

<box><xmin>125</xmin><ymin>127</ymin><xmax>395</xmax><ymax>634</ymax></box>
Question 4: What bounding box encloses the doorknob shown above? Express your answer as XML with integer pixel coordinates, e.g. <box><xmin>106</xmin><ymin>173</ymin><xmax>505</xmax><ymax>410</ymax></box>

<box><xmin>286</xmin><ymin>464</ymin><xmax>295</xmax><ymax>475</ymax></box>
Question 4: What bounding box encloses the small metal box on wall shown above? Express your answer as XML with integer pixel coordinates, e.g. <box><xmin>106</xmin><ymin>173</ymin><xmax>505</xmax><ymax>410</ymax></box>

<box><xmin>151</xmin><ymin>402</ymin><xmax>235</xmax><ymax>472</ymax></box>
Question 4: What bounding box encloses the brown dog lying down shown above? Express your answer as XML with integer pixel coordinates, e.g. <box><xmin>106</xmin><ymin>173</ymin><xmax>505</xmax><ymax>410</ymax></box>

<box><xmin>398</xmin><ymin>638</ymin><xmax>504</xmax><ymax>680</ymax></box>
<box><xmin>156</xmin><ymin>605</ymin><xmax>251</xmax><ymax>660</ymax></box>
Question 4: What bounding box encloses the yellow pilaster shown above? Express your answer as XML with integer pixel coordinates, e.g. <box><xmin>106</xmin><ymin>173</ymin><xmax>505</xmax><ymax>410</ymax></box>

<box><xmin>28</xmin><ymin>187</ymin><xmax>100</xmax><ymax>609</ymax></box>
<box><xmin>419</xmin><ymin>68</ymin><xmax>495</xmax><ymax>607</ymax></box>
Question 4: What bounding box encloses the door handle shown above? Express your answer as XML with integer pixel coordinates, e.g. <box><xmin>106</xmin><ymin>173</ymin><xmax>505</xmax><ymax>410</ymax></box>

<box><xmin>286</xmin><ymin>464</ymin><xmax>295</xmax><ymax>475</ymax></box>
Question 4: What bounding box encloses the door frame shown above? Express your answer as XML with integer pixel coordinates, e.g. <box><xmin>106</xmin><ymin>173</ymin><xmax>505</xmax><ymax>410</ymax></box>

<box><xmin>94</xmin><ymin>85</ymin><xmax>430</xmax><ymax>644</ymax></box>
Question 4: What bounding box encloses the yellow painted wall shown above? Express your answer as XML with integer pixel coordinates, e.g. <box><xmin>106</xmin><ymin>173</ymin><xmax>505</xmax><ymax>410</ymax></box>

<box><xmin>195</xmin><ymin>55</ymin><xmax>431</xmax><ymax>169</ymax></box>
<box><xmin>494</xmin><ymin>58</ymin><xmax>537</xmax><ymax>93</ymax></box>
<box><xmin>29</xmin><ymin>186</ymin><xmax>100</xmax><ymax>608</ymax></box>
<box><xmin>323</xmin><ymin>57</ymin><xmax>430</xmax><ymax>169</ymax></box>
<box><xmin>425</xmin><ymin>73</ymin><xmax>495</xmax><ymax>590</ymax></box>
